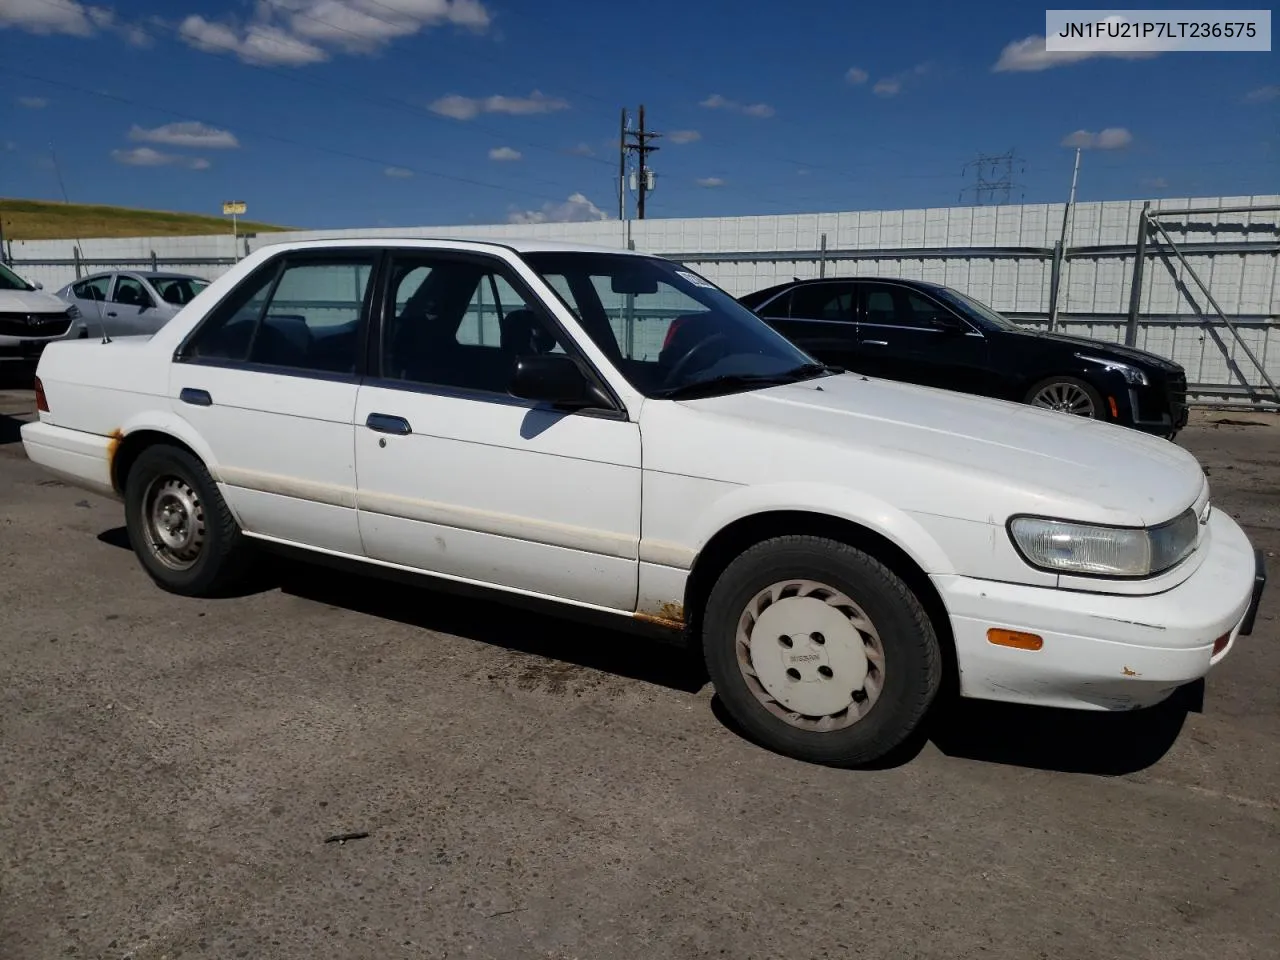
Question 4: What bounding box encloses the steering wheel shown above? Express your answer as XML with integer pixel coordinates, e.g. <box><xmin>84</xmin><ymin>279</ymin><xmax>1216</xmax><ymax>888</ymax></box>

<box><xmin>662</xmin><ymin>332</ymin><xmax>731</xmax><ymax>389</ymax></box>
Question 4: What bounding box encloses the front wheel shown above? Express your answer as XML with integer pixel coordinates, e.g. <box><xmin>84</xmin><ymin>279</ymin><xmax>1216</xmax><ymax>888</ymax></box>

<box><xmin>1026</xmin><ymin>376</ymin><xmax>1104</xmax><ymax>419</ymax></box>
<box><xmin>124</xmin><ymin>444</ymin><xmax>254</xmax><ymax>597</ymax></box>
<box><xmin>701</xmin><ymin>536</ymin><xmax>942</xmax><ymax>767</ymax></box>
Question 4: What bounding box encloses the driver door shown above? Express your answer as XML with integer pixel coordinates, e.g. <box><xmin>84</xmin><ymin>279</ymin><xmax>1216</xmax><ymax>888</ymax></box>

<box><xmin>354</xmin><ymin>249</ymin><xmax>642</xmax><ymax>611</ymax></box>
<box><xmin>106</xmin><ymin>273</ymin><xmax>161</xmax><ymax>337</ymax></box>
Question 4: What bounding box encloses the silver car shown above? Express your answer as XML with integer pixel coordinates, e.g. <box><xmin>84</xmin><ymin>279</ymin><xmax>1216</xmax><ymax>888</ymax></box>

<box><xmin>56</xmin><ymin>271</ymin><xmax>211</xmax><ymax>339</ymax></box>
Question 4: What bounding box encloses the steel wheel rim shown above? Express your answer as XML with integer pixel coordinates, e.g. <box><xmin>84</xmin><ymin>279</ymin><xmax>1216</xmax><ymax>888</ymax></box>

<box><xmin>142</xmin><ymin>475</ymin><xmax>205</xmax><ymax>571</ymax></box>
<box><xmin>1031</xmin><ymin>382</ymin><xmax>1096</xmax><ymax>417</ymax></box>
<box><xmin>735</xmin><ymin>579</ymin><xmax>885</xmax><ymax>732</ymax></box>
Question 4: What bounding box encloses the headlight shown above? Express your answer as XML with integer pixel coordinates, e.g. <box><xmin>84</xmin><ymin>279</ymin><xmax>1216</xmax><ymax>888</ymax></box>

<box><xmin>1009</xmin><ymin>508</ymin><xmax>1199</xmax><ymax>577</ymax></box>
<box><xmin>1075</xmin><ymin>353</ymin><xmax>1148</xmax><ymax>386</ymax></box>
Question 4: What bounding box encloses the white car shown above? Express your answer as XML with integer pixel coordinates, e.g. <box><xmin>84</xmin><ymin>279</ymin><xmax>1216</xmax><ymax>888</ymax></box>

<box><xmin>19</xmin><ymin>238</ymin><xmax>1266</xmax><ymax>766</ymax></box>
<box><xmin>0</xmin><ymin>260</ymin><xmax>80</xmax><ymax>357</ymax></box>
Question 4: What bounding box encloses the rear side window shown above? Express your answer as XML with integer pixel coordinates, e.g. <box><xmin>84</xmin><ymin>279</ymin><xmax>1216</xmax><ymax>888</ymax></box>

<box><xmin>789</xmin><ymin>284</ymin><xmax>855</xmax><ymax>323</ymax></box>
<box><xmin>182</xmin><ymin>255</ymin><xmax>373</xmax><ymax>375</ymax></box>
<box><xmin>111</xmin><ymin>276</ymin><xmax>152</xmax><ymax>308</ymax></box>
<box><xmin>756</xmin><ymin>289</ymin><xmax>793</xmax><ymax>319</ymax></box>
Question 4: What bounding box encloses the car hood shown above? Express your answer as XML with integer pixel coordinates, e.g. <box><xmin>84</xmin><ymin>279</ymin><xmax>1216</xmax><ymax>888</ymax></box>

<box><xmin>653</xmin><ymin>372</ymin><xmax>1205</xmax><ymax>527</ymax></box>
<box><xmin>1010</xmin><ymin>329</ymin><xmax>1183</xmax><ymax>372</ymax></box>
<box><xmin>0</xmin><ymin>289</ymin><xmax>71</xmax><ymax>313</ymax></box>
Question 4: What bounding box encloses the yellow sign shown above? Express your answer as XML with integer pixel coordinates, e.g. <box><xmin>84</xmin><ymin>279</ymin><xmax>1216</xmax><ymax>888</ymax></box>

<box><xmin>222</xmin><ymin>201</ymin><xmax>247</xmax><ymax>216</ymax></box>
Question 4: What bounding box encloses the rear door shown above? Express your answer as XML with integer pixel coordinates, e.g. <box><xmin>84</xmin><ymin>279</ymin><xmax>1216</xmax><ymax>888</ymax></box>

<box><xmin>169</xmin><ymin>248</ymin><xmax>375</xmax><ymax>555</ymax></box>
<box><xmin>757</xmin><ymin>282</ymin><xmax>861</xmax><ymax>369</ymax></box>
<box><xmin>856</xmin><ymin>282</ymin><xmax>990</xmax><ymax>392</ymax></box>
<box><xmin>105</xmin><ymin>273</ymin><xmax>163</xmax><ymax>336</ymax></box>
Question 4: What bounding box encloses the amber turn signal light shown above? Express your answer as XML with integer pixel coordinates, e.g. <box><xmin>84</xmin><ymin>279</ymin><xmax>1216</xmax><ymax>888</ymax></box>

<box><xmin>987</xmin><ymin>628</ymin><xmax>1044</xmax><ymax>651</ymax></box>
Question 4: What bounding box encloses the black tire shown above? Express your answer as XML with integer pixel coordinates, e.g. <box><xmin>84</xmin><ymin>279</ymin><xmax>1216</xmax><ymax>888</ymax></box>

<box><xmin>701</xmin><ymin>536</ymin><xmax>942</xmax><ymax>767</ymax></box>
<box><xmin>1024</xmin><ymin>376</ymin><xmax>1105</xmax><ymax>420</ymax></box>
<box><xmin>124</xmin><ymin>443</ymin><xmax>254</xmax><ymax>597</ymax></box>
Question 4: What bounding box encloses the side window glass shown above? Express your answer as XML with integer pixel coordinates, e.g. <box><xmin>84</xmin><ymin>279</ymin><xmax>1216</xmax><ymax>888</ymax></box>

<box><xmin>185</xmin><ymin>263</ymin><xmax>278</xmax><ymax>361</ymax></box>
<box><xmin>905</xmin><ymin>291</ymin><xmax>955</xmax><ymax>328</ymax></box>
<box><xmin>790</xmin><ymin>285</ymin><xmax>854</xmax><ymax>322</ymax></box>
<box><xmin>382</xmin><ymin>257</ymin><xmax>568</xmax><ymax>395</ymax></box>
<box><xmin>758</xmin><ymin>289</ymin><xmax>792</xmax><ymax>318</ymax></box>
<box><xmin>863</xmin><ymin>285</ymin><xmax>906</xmax><ymax>326</ymax></box>
<box><xmin>248</xmin><ymin>261</ymin><xmax>371</xmax><ymax>373</ymax></box>
<box><xmin>111</xmin><ymin>276</ymin><xmax>150</xmax><ymax>307</ymax></box>
<box><xmin>73</xmin><ymin>276</ymin><xmax>109</xmax><ymax>301</ymax></box>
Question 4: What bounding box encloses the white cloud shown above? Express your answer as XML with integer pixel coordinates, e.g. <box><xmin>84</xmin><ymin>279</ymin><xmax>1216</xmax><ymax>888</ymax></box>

<box><xmin>111</xmin><ymin>147</ymin><xmax>211</xmax><ymax>169</ymax></box>
<box><xmin>0</xmin><ymin>0</ymin><xmax>150</xmax><ymax>44</ymax></box>
<box><xmin>180</xmin><ymin>15</ymin><xmax>327</xmax><ymax>65</ymax></box>
<box><xmin>385</xmin><ymin>166</ymin><xmax>413</xmax><ymax>178</ymax></box>
<box><xmin>845</xmin><ymin>66</ymin><xmax>868</xmax><ymax>85</ymax></box>
<box><xmin>429</xmin><ymin>90</ymin><xmax>569</xmax><ymax>120</ymax></box>
<box><xmin>129</xmin><ymin>121</ymin><xmax>239</xmax><ymax>149</ymax></box>
<box><xmin>700</xmin><ymin>93</ymin><xmax>775</xmax><ymax>118</ymax></box>
<box><xmin>488</xmin><ymin>146</ymin><xmax>521</xmax><ymax>161</ymax></box>
<box><xmin>178</xmin><ymin>0</ymin><xmax>490</xmax><ymax>67</ymax></box>
<box><xmin>566</xmin><ymin>142</ymin><xmax>595</xmax><ymax>156</ymax></box>
<box><xmin>873</xmin><ymin>78</ymin><xmax>900</xmax><ymax>97</ymax></box>
<box><xmin>1245</xmin><ymin>85</ymin><xmax>1280</xmax><ymax>103</ymax></box>
<box><xmin>993</xmin><ymin>34</ymin><xmax>1159</xmax><ymax>72</ymax></box>
<box><xmin>696</xmin><ymin>177</ymin><xmax>725</xmax><ymax>188</ymax></box>
<box><xmin>507</xmin><ymin>192</ymin><xmax>609</xmax><ymax>225</ymax></box>
<box><xmin>17</xmin><ymin>95</ymin><xmax>48</xmax><ymax>108</ymax></box>
<box><xmin>668</xmin><ymin>129</ymin><xmax>701</xmax><ymax>144</ymax></box>
<box><xmin>1061</xmin><ymin>127</ymin><xmax>1133</xmax><ymax>150</ymax></box>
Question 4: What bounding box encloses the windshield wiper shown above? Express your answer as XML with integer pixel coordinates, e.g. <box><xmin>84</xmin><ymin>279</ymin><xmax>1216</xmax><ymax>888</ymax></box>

<box><xmin>657</xmin><ymin>364</ymin><xmax>841</xmax><ymax>400</ymax></box>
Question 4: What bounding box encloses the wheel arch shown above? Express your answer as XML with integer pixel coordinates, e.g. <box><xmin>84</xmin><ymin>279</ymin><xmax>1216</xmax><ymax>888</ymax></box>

<box><xmin>110</xmin><ymin>412</ymin><xmax>223</xmax><ymax>496</ymax></box>
<box><xmin>681</xmin><ymin>503</ymin><xmax>958</xmax><ymax>695</ymax></box>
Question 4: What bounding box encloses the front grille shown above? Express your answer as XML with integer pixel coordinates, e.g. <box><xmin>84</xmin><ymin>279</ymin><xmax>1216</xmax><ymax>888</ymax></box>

<box><xmin>0</xmin><ymin>311</ymin><xmax>74</xmax><ymax>339</ymax></box>
<box><xmin>1167</xmin><ymin>371</ymin><xmax>1188</xmax><ymax>406</ymax></box>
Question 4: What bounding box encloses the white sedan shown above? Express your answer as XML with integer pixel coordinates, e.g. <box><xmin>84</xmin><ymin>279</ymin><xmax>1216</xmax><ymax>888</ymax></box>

<box><xmin>20</xmin><ymin>238</ymin><xmax>1266</xmax><ymax>767</ymax></box>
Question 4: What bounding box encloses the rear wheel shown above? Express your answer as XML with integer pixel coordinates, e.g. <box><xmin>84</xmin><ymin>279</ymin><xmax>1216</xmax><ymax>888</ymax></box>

<box><xmin>701</xmin><ymin>536</ymin><xmax>942</xmax><ymax>767</ymax></box>
<box><xmin>124</xmin><ymin>444</ymin><xmax>253</xmax><ymax>597</ymax></box>
<box><xmin>1026</xmin><ymin>376</ymin><xmax>1103</xmax><ymax>419</ymax></box>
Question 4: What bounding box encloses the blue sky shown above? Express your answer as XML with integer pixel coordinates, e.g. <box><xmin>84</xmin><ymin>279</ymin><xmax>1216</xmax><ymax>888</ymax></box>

<box><xmin>2</xmin><ymin>0</ymin><xmax>1276</xmax><ymax>229</ymax></box>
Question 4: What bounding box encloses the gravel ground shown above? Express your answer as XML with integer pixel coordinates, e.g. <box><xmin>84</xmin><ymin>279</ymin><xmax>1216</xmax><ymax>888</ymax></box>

<box><xmin>2</xmin><ymin>368</ymin><xmax>1277</xmax><ymax>960</ymax></box>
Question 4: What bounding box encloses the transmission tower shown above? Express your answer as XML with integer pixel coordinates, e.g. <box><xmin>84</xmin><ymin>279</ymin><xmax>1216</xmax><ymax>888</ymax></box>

<box><xmin>959</xmin><ymin>150</ymin><xmax>1025</xmax><ymax>205</ymax></box>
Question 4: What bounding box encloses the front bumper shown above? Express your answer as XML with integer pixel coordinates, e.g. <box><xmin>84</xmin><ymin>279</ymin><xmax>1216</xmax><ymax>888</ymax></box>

<box><xmin>934</xmin><ymin>509</ymin><xmax>1263</xmax><ymax>711</ymax></box>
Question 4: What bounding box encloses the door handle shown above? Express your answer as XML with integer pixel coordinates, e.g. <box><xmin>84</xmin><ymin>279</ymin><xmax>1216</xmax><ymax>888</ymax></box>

<box><xmin>106</xmin><ymin>311</ymin><xmax>118</xmax><ymax>317</ymax></box>
<box><xmin>179</xmin><ymin>387</ymin><xmax>212</xmax><ymax>406</ymax></box>
<box><xmin>366</xmin><ymin>413</ymin><xmax>412</xmax><ymax>435</ymax></box>
<box><xmin>862</xmin><ymin>340</ymin><xmax>888</xmax><ymax>347</ymax></box>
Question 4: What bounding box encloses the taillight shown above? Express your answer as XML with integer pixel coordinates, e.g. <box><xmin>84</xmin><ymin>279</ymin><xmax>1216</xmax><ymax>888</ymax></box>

<box><xmin>34</xmin><ymin>376</ymin><xmax>49</xmax><ymax>413</ymax></box>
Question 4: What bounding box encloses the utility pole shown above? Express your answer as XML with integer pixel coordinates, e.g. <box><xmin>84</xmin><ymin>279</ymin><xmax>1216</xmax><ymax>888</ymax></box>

<box><xmin>622</xmin><ymin>104</ymin><xmax>661</xmax><ymax>219</ymax></box>
<box><xmin>618</xmin><ymin>108</ymin><xmax>628</xmax><ymax>221</ymax></box>
<box><xmin>1048</xmin><ymin>147</ymin><xmax>1083</xmax><ymax>330</ymax></box>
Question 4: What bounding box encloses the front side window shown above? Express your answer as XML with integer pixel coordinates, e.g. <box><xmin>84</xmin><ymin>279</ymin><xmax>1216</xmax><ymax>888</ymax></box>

<box><xmin>182</xmin><ymin>255</ymin><xmax>372</xmax><ymax>374</ymax></box>
<box><xmin>380</xmin><ymin>255</ymin><xmax>569</xmax><ymax>395</ymax></box>
<box><xmin>524</xmin><ymin>253</ymin><xmax>823</xmax><ymax>398</ymax></box>
<box><xmin>72</xmin><ymin>276</ymin><xmax>110</xmax><ymax>301</ymax></box>
<box><xmin>111</xmin><ymin>276</ymin><xmax>152</xmax><ymax>308</ymax></box>
<box><xmin>0</xmin><ymin>262</ymin><xmax>33</xmax><ymax>291</ymax></box>
<box><xmin>863</xmin><ymin>283</ymin><xmax>969</xmax><ymax>330</ymax></box>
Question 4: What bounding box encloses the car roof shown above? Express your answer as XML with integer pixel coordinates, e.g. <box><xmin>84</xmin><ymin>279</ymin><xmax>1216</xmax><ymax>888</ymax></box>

<box><xmin>773</xmin><ymin>276</ymin><xmax>943</xmax><ymax>289</ymax></box>
<box><xmin>71</xmin><ymin>271</ymin><xmax>207</xmax><ymax>281</ymax></box>
<box><xmin>254</xmin><ymin>236</ymin><xmax>650</xmax><ymax>257</ymax></box>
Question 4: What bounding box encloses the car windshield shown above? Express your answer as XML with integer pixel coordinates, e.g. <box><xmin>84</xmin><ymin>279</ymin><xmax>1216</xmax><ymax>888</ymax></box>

<box><xmin>927</xmin><ymin>285</ymin><xmax>1022</xmax><ymax>332</ymax></box>
<box><xmin>521</xmin><ymin>252</ymin><xmax>826</xmax><ymax>398</ymax></box>
<box><xmin>151</xmin><ymin>276</ymin><xmax>210</xmax><ymax>306</ymax></box>
<box><xmin>0</xmin><ymin>262</ymin><xmax>35</xmax><ymax>292</ymax></box>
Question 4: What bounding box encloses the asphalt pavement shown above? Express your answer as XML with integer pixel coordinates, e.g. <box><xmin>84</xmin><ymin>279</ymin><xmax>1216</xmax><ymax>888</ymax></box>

<box><xmin>2</xmin><ymin>368</ymin><xmax>1278</xmax><ymax>960</ymax></box>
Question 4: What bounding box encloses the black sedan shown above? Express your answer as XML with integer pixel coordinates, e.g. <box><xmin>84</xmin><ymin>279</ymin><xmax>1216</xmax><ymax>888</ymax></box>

<box><xmin>738</xmin><ymin>277</ymin><xmax>1188</xmax><ymax>438</ymax></box>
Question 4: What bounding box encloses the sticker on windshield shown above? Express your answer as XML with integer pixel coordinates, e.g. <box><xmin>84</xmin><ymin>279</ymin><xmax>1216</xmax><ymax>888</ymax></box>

<box><xmin>677</xmin><ymin>270</ymin><xmax>716</xmax><ymax>289</ymax></box>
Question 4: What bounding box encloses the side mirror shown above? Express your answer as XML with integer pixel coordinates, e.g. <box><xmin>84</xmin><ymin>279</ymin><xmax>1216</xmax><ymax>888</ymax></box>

<box><xmin>509</xmin><ymin>354</ymin><xmax>607</xmax><ymax>410</ymax></box>
<box><xmin>32</xmin><ymin>281</ymin><xmax>44</xmax><ymax>290</ymax></box>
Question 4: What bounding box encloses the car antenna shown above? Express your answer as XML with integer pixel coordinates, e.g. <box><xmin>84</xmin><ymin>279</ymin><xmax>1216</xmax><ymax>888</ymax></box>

<box><xmin>49</xmin><ymin>141</ymin><xmax>110</xmax><ymax>343</ymax></box>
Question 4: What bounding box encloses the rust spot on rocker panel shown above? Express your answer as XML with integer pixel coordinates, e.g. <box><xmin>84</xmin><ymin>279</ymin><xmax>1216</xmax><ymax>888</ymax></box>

<box><xmin>1122</xmin><ymin>666</ymin><xmax>1140</xmax><ymax>677</ymax></box>
<box><xmin>634</xmin><ymin>601</ymin><xmax>685</xmax><ymax>631</ymax></box>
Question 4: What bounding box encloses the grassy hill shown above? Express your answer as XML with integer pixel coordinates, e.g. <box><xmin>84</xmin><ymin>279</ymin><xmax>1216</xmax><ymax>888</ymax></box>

<box><xmin>0</xmin><ymin>198</ymin><xmax>291</xmax><ymax>242</ymax></box>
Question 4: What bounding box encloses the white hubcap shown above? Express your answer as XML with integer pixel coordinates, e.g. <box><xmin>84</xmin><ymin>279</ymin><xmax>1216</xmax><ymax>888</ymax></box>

<box><xmin>736</xmin><ymin>580</ymin><xmax>885</xmax><ymax>731</ymax></box>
